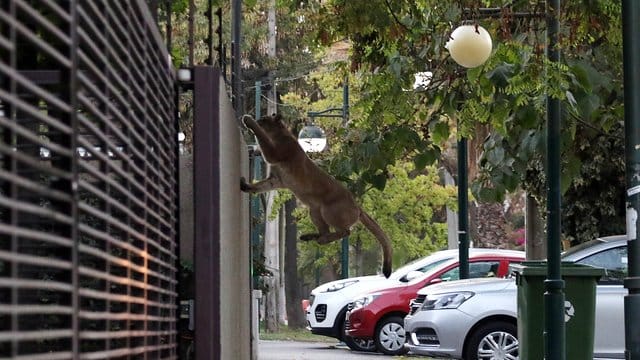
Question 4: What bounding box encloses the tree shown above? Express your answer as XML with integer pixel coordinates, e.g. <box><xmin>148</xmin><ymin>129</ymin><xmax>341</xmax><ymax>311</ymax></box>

<box><xmin>292</xmin><ymin>0</ymin><xmax>626</xmax><ymax>243</ymax></box>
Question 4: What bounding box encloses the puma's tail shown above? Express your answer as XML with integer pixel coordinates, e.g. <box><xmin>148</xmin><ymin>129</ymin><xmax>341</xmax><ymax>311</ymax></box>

<box><xmin>359</xmin><ymin>211</ymin><xmax>392</xmax><ymax>278</ymax></box>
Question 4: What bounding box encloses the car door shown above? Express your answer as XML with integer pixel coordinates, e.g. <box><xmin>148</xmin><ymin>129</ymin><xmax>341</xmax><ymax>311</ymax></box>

<box><xmin>575</xmin><ymin>245</ymin><xmax>628</xmax><ymax>358</ymax></box>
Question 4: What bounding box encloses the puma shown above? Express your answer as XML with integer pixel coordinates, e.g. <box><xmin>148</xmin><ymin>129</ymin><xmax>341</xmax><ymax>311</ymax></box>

<box><xmin>240</xmin><ymin>114</ymin><xmax>392</xmax><ymax>277</ymax></box>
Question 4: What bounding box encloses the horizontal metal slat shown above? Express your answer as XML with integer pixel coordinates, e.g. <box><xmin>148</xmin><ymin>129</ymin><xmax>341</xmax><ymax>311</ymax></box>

<box><xmin>0</xmin><ymin>304</ymin><xmax>73</xmax><ymax>315</ymax></box>
<box><xmin>0</xmin><ymin>329</ymin><xmax>73</xmax><ymax>342</ymax></box>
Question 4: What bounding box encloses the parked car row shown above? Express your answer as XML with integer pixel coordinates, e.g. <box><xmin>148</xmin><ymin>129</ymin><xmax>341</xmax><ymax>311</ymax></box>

<box><xmin>404</xmin><ymin>235</ymin><xmax>627</xmax><ymax>359</ymax></box>
<box><xmin>304</xmin><ymin>236</ymin><xmax>628</xmax><ymax>359</ymax></box>
<box><xmin>344</xmin><ymin>250</ymin><xmax>525</xmax><ymax>355</ymax></box>
<box><xmin>304</xmin><ymin>248</ymin><xmax>526</xmax><ymax>353</ymax></box>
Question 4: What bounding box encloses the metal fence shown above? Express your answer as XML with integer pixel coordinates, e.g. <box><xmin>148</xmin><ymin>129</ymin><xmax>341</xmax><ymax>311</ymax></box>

<box><xmin>0</xmin><ymin>1</ymin><xmax>179</xmax><ymax>358</ymax></box>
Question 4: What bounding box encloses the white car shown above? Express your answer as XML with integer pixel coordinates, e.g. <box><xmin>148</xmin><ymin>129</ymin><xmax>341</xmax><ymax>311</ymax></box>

<box><xmin>304</xmin><ymin>248</ymin><xmax>515</xmax><ymax>349</ymax></box>
<box><xmin>404</xmin><ymin>236</ymin><xmax>627</xmax><ymax>360</ymax></box>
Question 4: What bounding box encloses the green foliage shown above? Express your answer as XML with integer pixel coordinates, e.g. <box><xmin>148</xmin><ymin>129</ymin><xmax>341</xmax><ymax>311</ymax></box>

<box><xmin>301</xmin><ymin>0</ymin><xmax>626</xmax><ymax>242</ymax></box>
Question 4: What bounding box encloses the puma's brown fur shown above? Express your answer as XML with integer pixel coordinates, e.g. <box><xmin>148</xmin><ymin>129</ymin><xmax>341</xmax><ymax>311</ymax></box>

<box><xmin>240</xmin><ymin>114</ymin><xmax>392</xmax><ymax>277</ymax></box>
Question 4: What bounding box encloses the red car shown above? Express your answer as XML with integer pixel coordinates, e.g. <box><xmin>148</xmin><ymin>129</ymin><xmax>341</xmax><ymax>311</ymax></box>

<box><xmin>345</xmin><ymin>249</ymin><xmax>525</xmax><ymax>355</ymax></box>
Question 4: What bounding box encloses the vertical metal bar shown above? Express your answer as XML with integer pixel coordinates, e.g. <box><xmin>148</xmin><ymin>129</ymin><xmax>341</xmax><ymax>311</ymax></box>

<box><xmin>251</xmin><ymin>80</ymin><xmax>262</xmax><ymax>288</ymax></box>
<box><xmin>173</xmin><ymin>79</ymin><xmax>183</xmax><ymax>360</ymax></box>
<box><xmin>232</xmin><ymin>0</ymin><xmax>242</xmax><ymax>115</ymax></box>
<box><xmin>188</xmin><ymin>0</ymin><xmax>194</xmax><ymax>66</ymax></box>
<box><xmin>206</xmin><ymin>0</ymin><xmax>213</xmax><ymax>65</ymax></box>
<box><xmin>69</xmin><ymin>2</ymin><xmax>80</xmax><ymax>357</ymax></box>
<box><xmin>165</xmin><ymin>0</ymin><xmax>172</xmax><ymax>53</ymax></box>
<box><xmin>457</xmin><ymin>136</ymin><xmax>469</xmax><ymax>280</ymax></box>
<box><xmin>544</xmin><ymin>1</ymin><xmax>565</xmax><ymax>359</ymax></box>
<box><xmin>4</xmin><ymin>0</ymin><xmax>18</xmax><ymax>357</ymax></box>
<box><xmin>255</xmin><ymin>81</ymin><xmax>262</xmax><ymax>120</ymax></box>
<box><xmin>341</xmin><ymin>81</ymin><xmax>349</xmax><ymax>279</ymax></box>
<box><xmin>193</xmin><ymin>66</ymin><xmax>221</xmax><ymax>359</ymax></box>
<box><xmin>149</xmin><ymin>0</ymin><xmax>159</xmax><ymax>23</ymax></box>
<box><xmin>217</xmin><ymin>8</ymin><xmax>224</xmax><ymax>71</ymax></box>
<box><xmin>342</xmin><ymin>79</ymin><xmax>349</xmax><ymax>122</ymax></box>
<box><xmin>341</xmin><ymin>236</ymin><xmax>349</xmax><ymax>279</ymax></box>
<box><xmin>622</xmin><ymin>1</ymin><xmax>640</xmax><ymax>359</ymax></box>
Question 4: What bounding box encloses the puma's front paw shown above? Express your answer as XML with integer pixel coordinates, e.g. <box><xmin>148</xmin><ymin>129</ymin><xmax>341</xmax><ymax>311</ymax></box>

<box><xmin>300</xmin><ymin>233</ymin><xmax>319</xmax><ymax>242</ymax></box>
<box><xmin>240</xmin><ymin>177</ymin><xmax>252</xmax><ymax>192</ymax></box>
<box><xmin>242</xmin><ymin>116</ymin><xmax>258</xmax><ymax>130</ymax></box>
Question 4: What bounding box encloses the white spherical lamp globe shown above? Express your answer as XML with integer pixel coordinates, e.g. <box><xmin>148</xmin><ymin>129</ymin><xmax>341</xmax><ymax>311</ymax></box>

<box><xmin>298</xmin><ymin>125</ymin><xmax>327</xmax><ymax>153</ymax></box>
<box><xmin>446</xmin><ymin>25</ymin><xmax>492</xmax><ymax>68</ymax></box>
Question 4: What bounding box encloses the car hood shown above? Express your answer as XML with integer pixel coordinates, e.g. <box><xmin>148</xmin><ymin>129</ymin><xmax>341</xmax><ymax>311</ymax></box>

<box><xmin>416</xmin><ymin>277</ymin><xmax>515</xmax><ymax>296</ymax></box>
<box><xmin>311</xmin><ymin>275</ymin><xmax>388</xmax><ymax>295</ymax></box>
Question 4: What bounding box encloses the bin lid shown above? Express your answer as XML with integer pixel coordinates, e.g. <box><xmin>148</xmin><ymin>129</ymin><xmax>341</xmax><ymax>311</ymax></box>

<box><xmin>510</xmin><ymin>261</ymin><xmax>605</xmax><ymax>277</ymax></box>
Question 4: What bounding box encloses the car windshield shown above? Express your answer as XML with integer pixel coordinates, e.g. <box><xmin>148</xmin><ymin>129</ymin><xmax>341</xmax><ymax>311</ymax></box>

<box><xmin>391</xmin><ymin>255</ymin><xmax>454</xmax><ymax>281</ymax></box>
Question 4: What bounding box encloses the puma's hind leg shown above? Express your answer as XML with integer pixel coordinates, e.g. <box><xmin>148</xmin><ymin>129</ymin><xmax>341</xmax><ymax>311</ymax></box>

<box><xmin>315</xmin><ymin>228</ymin><xmax>351</xmax><ymax>245</ymax></box>
<box><xmin>312</xmin><ymin>203</ymin><xmax>357</xmax><ymax>244</ymax></box>
<box><xmin>300</xmin><ymin>207</ymin><xmax>329</xmax><ymax>242</ymax></box>
<box><xmin>301</xmin><ymin>207</ymin><xmax>353</xmax><ymax>245</ymax></box>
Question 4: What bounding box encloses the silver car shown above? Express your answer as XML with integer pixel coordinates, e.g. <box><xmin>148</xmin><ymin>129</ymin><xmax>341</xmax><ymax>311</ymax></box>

<box><xmin>404</xmin><ymin>235</ymin><xmax>628</xmax><ymax>359</ymax></box>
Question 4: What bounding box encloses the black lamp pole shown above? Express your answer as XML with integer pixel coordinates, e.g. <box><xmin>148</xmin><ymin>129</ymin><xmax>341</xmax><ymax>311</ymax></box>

<box><xmin>622</xmin><ymin>1</ymin><xmax>640</xmax><ymax>359</ymax></box>
<box><xmin>544</xmin><ymin>1</ymin><xmax>565</xmax><ymax>360</ymax></box>
<box><xmin>457</xmin><ymin>135</ymin><xmax>469</xmax><ymax>280</ymax></box>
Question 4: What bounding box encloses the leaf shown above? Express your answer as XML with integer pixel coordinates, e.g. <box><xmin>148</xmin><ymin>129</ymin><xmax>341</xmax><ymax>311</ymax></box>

<box><xmin>414</xmin><ymin>149</ymin><xmax>440</xmax><ymax>170</ymax></box>
<box><xmin>517</xmin><ymin>106</ymin><xmax>539</xmax><ymax>129</ymax></box>
<box><xmin>467</xmin><ymin>66</ymin><xmax>482</xmax><ymax>83</ymax></box>
<box><xmin>477</xmin><ymin>187</ymin><xmax>498</xmax><ymax>202</ymax></box>
<box><xmin>363</xmin><ymin>170</ymin><xmax>388</xmax><ymax>191</ymax></box>
<box><xmin>562</xmin><ymin>156</ymin><xmax>583</xmax><ymax>194</ymax></box>
<box><xmin>394</xmin><ymin>126</ymin><xmax>421</xmax><ymax>148</ymax></box>
<box><xmin>566</xmin><ymin>90</ymin><xmax>578</xmax><ymax>110</ymax></box>
<box><xmin>431</xmin><ymin>121</ymin><xmax>450</xmax><ymax>144</ymax></box>
<box><xmin>577</xmin><ymin>92</ymin><xmax>601</xmax><ymax>121</ymax></box>
<box><xmin>486</xmin><ymin>147</ymin><xmax>505</xmax><ymax>165</ymax></box>
<box><xmin>486</xmin><ymin>63</ymin><xmax>515</xmax><ymax>87</ymax></box>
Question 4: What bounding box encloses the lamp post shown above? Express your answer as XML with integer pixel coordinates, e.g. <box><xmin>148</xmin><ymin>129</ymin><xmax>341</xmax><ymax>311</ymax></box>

<box><xmin>622</xmin><ymin>1</ymin><xmax>640</xmax><ymax>359</ymax></box>
<box><xmin>447</xmin><ymin>5</ymin><xmax>565</xmax><ymax>359</ymax></box>
<box><xmin>446</xmin><ymin>23</ymin><xmax>493</xmax><ymax>280</ymax></box>
<box><xmin>300</xmin><ymin>82</ymin><xmax>351</xmax><ymax>279</ymax></box>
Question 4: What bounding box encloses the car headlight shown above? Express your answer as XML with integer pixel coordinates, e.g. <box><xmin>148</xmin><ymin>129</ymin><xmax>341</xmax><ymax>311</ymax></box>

<box><xmin>352</xmin><ymin>293</ymin><xmax>381</xmax><ymax>310</ymax></box>
<box><xmin>324</xmin><ymin>280</ymin><xmax>359</xmax><ymax>292</ymax></box>
<box><xmin>422</xmin><ymin>292</ymin><xmax>474</xmax><ymax>310</ymax></box>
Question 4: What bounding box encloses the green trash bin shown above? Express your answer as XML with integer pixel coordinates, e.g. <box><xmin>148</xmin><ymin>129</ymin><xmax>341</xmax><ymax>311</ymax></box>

<box><xmin>512</xmin><ymin>261</ymin><xmax>604</xmax><ymax>360</ymax></box>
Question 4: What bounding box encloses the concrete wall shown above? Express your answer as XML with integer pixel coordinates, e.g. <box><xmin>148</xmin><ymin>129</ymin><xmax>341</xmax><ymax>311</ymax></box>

<box><xmin>191</xmin><ymin>66</ymin><xmax>251</xmax><ymax>359</ymax></box>
<box><xmin>218</xmin><ymin>78</ymin><xmax>251</xmax><ymax>359</ymax></box>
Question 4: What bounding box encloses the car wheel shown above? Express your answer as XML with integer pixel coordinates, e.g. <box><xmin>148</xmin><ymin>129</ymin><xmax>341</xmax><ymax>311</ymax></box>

<box><xmin>464</xmin><ymin>321</ymin><xmax>518</xmax><ymax>360</ymax></box>
<box><xmin>343</xmin><ymin>335</ymin><xmax>377</xmax><ymax>352</ymax></box>
<box><xmin>374</xmin><ymin>316</ymin><xmax>408</xmax><ymax>356</ymax></box>
<box><xmin>340</xmin><ymin>314</ymin><xmax>377</xmax><ymax>352</ymax></box>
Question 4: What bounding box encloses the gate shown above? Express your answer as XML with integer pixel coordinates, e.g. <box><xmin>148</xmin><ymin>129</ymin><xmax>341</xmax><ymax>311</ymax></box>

<box><xmin>0</xmin><ymin>1</ymin><xmax>179</xmax><ymax>358</ymax></box>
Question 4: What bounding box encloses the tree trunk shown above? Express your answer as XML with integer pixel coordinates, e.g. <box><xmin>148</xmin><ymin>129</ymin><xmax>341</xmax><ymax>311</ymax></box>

<box><xmin>472</xmin><ymin>201</ymin><xmax>509</xmax><ymax>248</ymax></box>
<box><xmin>525</xmin><ymin>193</ymin><xmax>546</xmax><ymax>259</ymax></box>
<box><xmin>264</xmin><ymin>191</ymin><xmax>280</xmax><ymax>332</ymax></box>
<box><xmin>444</xmin><ymin>169</ymin><xmax>459</xmax><ymax>249</ymax></box>
<box><xmin>284</xmin><ymin>198</ymin><xmax>306</xmax><ymax>328</ymax></box>
<box><xmin>278</xmin><ymin>210</ymin><xmax>287</xmax><ymax>326</ymax></box>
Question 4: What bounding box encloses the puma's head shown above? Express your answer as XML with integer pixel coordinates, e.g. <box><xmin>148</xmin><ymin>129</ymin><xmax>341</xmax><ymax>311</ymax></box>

<box><xmin>257</xmin><ymin>114</ymin><xmax>290</xmax><ymax>136</ymax></box>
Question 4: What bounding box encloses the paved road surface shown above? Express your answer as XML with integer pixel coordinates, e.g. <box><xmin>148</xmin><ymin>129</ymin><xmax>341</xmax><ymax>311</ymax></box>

<box><xmin>256</xmin><ymin>340</ymin><xmax>615</xmax><ymax>360</ymax></box>
<box><xmin>258</xmin><ymin>340</ymin><xmax>404</xmax><ymax>360</ymax></box>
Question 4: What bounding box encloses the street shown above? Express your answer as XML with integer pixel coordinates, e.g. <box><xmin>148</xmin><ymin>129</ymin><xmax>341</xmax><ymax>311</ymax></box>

<box><xmin>258</xmin><ymin>340</ymin><xmax>398</xmax><ymax>360</ymax></box>
<box><xmin>258</xmin><ymin>340</ymin><xmax>419</xmax><ymax>360</ymax></box>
